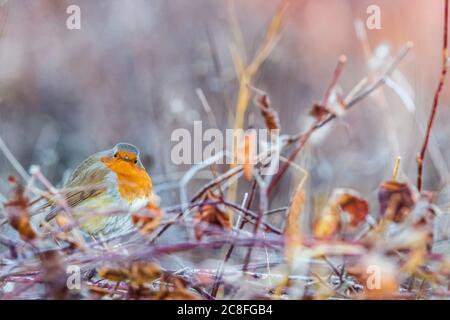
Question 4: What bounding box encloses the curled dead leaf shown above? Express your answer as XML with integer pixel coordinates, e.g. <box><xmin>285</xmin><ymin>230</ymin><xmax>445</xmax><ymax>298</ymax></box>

<box><xmin>129</xmin><ymin>262</ymin><xmax>162</xmax><ymax>290</ymax></box>
<box><xmin>98</xmin><ymin>262</ymin><xmax>161</xmax><ymax>288</ymax></box>
<box><xmin>253</xmin><ymin>91</ymin><xmax>280</xmax><ymax>131</ymax></box>
<box><xmin>97</xmin><ymin>263</ymin><xmax>199</xmax><ymax>300</ymax></box>
<box><xmin>4</xmin><ymin>179</ymin><xmax>37</xmax><ymax>241</ymax></box>
<box><xmin>378</xmin><ymin>181</ymin><xmax>416</xmax><ymax>223</ymax></box>
<box><xmin>88</xmin><ymin>285</ymin><xmax>118</xmax><ymax>298</ymax></box>
<box><xmin>194</xmin><ymin>191</ymin><xmax>232</xmax><ymax>240</ymax></box>
<box><xmin>132</xmin><ymin>203</ymin><xmax>163</xmax><ymax>235</ymax></box>
<box><xmin>309</xmin><ymin>103</ymin><xmax>331</xmax><ymax>122</ymax></box>
<box><xmin>97</xmin><ymin>266</ymin><xmax>130</xmax><ymax>283</ymax></box>
<box><xmin>336</xmin><ymin>191</ymin><xmax>369</xmax><ymax>228</ymax></box>
<box><xmin>313</xmin><ymin>189</ymin><xmax>368</xmax><ymax>238</ymax></box>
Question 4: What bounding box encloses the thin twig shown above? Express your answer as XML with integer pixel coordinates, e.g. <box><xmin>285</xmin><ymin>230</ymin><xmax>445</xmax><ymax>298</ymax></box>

<box><xmin>321</xmin><ymin>55</ymin><xmax>347</xmax><ymax>106</ymax></box>
<box><xmin>210</xmin><ymin>192</ymin><xmax>251</xmax><ymax>297</ymax></box>
<box><xmin>196</xmin><ymin>88</ymin><xmax>219</xmax><ymax>129</ymax></box>
<box><xmin>417</xmin><ymin>0</ymin><xmax>449</xmax><ymax>191</ymax></box>
<box><xmin>0</xmin><ymin>135</ymin><xmax>31</xmax><ymax>182</ymax></box>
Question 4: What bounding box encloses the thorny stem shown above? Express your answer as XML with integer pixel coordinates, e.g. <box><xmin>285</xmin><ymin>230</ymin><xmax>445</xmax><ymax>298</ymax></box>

<box><xmin>162</xmin><ymin>199</ymin><xmax>282</xmax><ymax>235</ymax></box>
<box><xmin>152</xmin><ymin>148</ymin><xmax>286</xmax><ymax>243</ymax></box>
<box><xmin>242</xmin><ymin>182</ymin><xmax>268</xmax><ymax>272</ymax></box>
<box><xmin>417</xmin><ymin>0</ymin><xmax>449</xmax><ymax>191</ymax></box>
<box><xmin>210</xmin><ymin>180</ymin><xmax>257</xmax><ymax>297</ymax></box>
<box><xmin>222</xmin><ymin>200</ymin><xmax>281</xmax><ymax>234</ymax></box>
<box><xmin>151</xmin><ymin>167</ymin><xmax>243</xmax><ymax>243</ymax></box>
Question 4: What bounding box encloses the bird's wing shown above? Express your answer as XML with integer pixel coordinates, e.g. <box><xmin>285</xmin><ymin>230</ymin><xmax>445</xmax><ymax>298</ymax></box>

<box><xmin>43</xmin><ymin>186</ymin><xmax>106</xmax><ymax>222</ymax></box>
<box><xmin>43</xmin><ymin>152</ymin><xmax>112</xmax><ymax>222</ymax></box>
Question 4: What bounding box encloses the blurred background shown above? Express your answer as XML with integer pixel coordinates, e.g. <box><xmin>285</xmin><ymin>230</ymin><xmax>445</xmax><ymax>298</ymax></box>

<box><xmin>0</xmin><ymin>0</ymin><xmax>449</xmax><ymax>209</ymax></box>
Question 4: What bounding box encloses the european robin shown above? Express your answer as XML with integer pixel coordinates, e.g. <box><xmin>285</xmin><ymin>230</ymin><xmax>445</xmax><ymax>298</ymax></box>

<box><xmin>41</xmin><ymin>143</ymin><xmax>154</xmax><ymax>236</ymax></box>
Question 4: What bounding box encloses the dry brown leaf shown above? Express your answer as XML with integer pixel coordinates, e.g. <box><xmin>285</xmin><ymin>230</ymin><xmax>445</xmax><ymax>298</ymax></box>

<box><xmin>97</xmin><ymin>266</ymin><xmax>130</xmax><ymax>283</ymax></box>
<box><xmin>98</xmin><ymin>262</ymin><xmax>163</xmax><ymax>299</ymax></box>
<box><xmin>97</xmin><ymin>262</ymin><xmax>197</xmax><ymax>300</ymax></box>
<box><xmin>253</xmin><ymin>91</ymin><xmax>280</xmax><ymax>131</ymax></box>
<box><xmin>132</xmin><ymin>203</ymin><xmax>163</xmax><ymax>235</ymax></box>
<box><xmin>128</xmin><ymin>262</ymin><xmax>162</xmax><ymax>289</ymax></box>
<box><xmin>4</xmin><ymin>178</ymin><xmax>37</xmax><ymax>241</ymax></box>
<box><xmin>88</xmin><ymin>285</ymin><xmax>114</xmax><ymax>297</ymax></box>
<box><xmin>336</xmin><ymin>191</ymin><xmax>369</xmax><ymax>228</ymax></box>
<box><xmin>378</xmin><ymin>181</ymin><xmax>415</xmax><ymax>223</ymax></box>
<box><xmin>194</xmin><ymin>191</ymin><xmax>232</xmax><ymax>240</ymax></box>
<box><xmin>313</xmin><ymin>189</ymin><xmax>368</xmax><ymax>238</ymax></box>
<box><xmin>309</xmin><ymin>103</ymin><xmax>331</xmax><ymax>122</ymax></box>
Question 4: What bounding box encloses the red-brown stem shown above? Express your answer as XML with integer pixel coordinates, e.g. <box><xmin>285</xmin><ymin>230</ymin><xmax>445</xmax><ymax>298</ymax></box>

<box><xmin>417</xmin><ymin>0</ymin><xmax>449</xmax><ymax>191</ymax></box>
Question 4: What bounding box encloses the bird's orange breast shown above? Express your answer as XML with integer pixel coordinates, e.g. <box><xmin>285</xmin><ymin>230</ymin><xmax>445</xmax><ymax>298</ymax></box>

<box><xmin>100</xmin><ymin>157</ymin><xmax>153</xmax><ymax>202</ymax></box>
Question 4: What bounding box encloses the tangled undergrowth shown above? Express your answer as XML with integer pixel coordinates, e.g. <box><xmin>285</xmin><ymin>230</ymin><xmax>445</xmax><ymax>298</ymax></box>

<box><xmin>1</xmin><ymin>1</ymin><xmax>450</xmax><ymax>300</ymax></box>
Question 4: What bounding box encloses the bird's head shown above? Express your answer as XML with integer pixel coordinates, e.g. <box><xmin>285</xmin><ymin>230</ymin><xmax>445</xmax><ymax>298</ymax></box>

<box><xmin>100</xmin><ymin>143</ymin><xmax>145</xmax><ymax>174</ymax></box>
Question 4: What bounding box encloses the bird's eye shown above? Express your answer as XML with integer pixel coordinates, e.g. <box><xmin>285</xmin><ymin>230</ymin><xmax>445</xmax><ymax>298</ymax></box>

<box><xmin>113</xmin><ymin>153</ymin><xmax>118</xmax><ymax>158</ymax></box>
<box><xmin>134</xmin><ymin>159</ymin><xmax>138</xmax><ymax>164</ymax></box>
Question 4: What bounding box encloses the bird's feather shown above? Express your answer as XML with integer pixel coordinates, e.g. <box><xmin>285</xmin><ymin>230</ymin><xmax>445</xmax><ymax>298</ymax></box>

<box><xmin>43</xmin><ymin>150</ymin><xmax>113</xmax><ymax>222</ymax></box>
